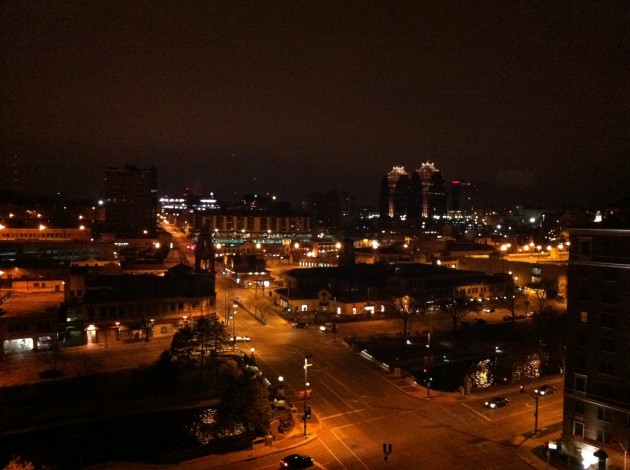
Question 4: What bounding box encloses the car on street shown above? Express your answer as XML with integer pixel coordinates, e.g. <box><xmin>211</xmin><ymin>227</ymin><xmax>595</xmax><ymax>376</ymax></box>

<box><xmin>319</xmin><ymin>322</ymin><xmax>334</xmax><ymax>332</ymax></box>
<box><xmin>503</xmin><ymin>315</ymin><xmax>513</xmax><ymax>321</ymax></box>
<box><xmin>482</xmin><ymin>308</ymin><xmax>495</xmax><ymax>313</ymax></box>
<box><xmin>271</xmin><ymin>399</ymin><xmax>289</xmax><ymax>410</ymax></box>
<box><xmin>473</xmin><ymin>318</ymin><xmax>487</xmax><ymax>325</ymax></box>
<box><xmin>484</xmin><ymin>396</ymin><xmax>509</xmax><ymax>409</ymax></box>
<box><xmin>292</xmin><ymin>322</ymin><xmax>309</xmax><ymax>329</ymax></box>
<box><xmin>280</xmin><ymin>454</ymin><xmax>314</xmax><ymax>469</ymax></box>
<box><xmin>229</xmin><ymin>336</ymin><xmax>251</xmax><ymax>343</ymax></box>
<box><xmin>534</xmin><ymin>384</ymin><xmax>557</xmax><ymax>396</ymax></box>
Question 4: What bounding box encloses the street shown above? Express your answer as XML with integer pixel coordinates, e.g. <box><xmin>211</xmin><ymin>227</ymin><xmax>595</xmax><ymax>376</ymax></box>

<box><xmin>206</xmin><ymin>275</ymin><xmax>564</xmax><ymax>469</ymax></box>
<box><xmin>0</xmin><ymin>226</ymin><xmax>565</xmax><ymax>469</ymax></box>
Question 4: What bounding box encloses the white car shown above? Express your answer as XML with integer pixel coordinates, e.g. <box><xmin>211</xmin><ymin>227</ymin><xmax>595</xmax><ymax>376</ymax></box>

<box><xmin>230</xmin><ymin>336</ymin><xmax>251</xmax><ymax>343</ymax></box>
<box><xmin>319</xmin><ymin>323</ymin><xmax>334</xmax><ymax>332</ymax></box>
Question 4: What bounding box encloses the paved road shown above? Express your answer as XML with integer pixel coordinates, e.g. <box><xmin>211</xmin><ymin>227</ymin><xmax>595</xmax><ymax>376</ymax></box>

<box><xmin>211</xmin><ymin>297</ymin><xmax>563</xmax><ymax>470</ymax></box>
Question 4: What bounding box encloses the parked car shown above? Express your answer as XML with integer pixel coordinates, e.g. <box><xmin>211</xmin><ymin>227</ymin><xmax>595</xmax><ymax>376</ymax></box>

<box><xmin>484</xmin><ymin>396</ymin><xmax>509</xmax><ymax>409</ymax></box>
<box><xmin>292</xmin><ymin>322</ymin><xmax>309</xmax><ymax>329</ymax></box>
<box><xmin>473</xmin><ymin>318</ymin><xmax>487</xmax><ymax>325</ymax></box>
<box><xmin>534</xmin><ymin>384</ymin><xmax>557</xmax><ymax>396</ymax></box>
<box><xmin>280</xmin><ymin>454</ymin><xmax>314</xmax><ymax>469</ymax></box>
<box><xmin>515</xmin><ymin>314</ymin><xmax>526</xmax><ymax>320</ymax></box>
<box><xmin>502</xmin><ymin>315</ymin><xmax>513</xmax><ymax>321</ymax></box>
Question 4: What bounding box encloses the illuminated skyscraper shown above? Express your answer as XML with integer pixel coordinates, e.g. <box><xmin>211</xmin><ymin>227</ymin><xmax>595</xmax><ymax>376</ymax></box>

<box><xmin>378</xmin><ymin>166</ymin><xmax>409</xmax><ymax>219</ymax></box>
<box><xmin>379</xmin><ymin>164</ymin><xmax>447</xmax><ymax>223</ymax></box>
<box><xmin>416</xmin><ymin>163</ymin><xmax>447</xmax><ymax>219</ymax></box>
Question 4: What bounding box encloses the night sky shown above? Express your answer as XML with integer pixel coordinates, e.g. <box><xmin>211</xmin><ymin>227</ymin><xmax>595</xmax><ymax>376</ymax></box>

<box><xmin>1</xmin><ymin>1</ymin><xmax>629</xmax><ymax>208</ymax></box>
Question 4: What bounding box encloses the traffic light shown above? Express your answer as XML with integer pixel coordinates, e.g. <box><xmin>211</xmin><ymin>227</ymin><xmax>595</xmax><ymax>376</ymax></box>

<box><xmin>520</xmin><ymin>385</ymin><xmax>525</xmax><ymax>393</ymax></box>
<box><xmin>305</xmin><ymin>406</ymin><xmax>311</xmax><ymax>419</ymax></box>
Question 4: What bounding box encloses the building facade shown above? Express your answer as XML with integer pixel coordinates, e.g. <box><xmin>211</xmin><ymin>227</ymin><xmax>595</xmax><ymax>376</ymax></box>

<box><xmin>301</xmin><ymin>190</ymin><xmax>356</xmax><ymax>230</ymax></box>
<box><xmin>104</xmin><ymin>164</ymin><xmax>158</xmax><ymax>237</ymax></box>
<box><xmin>562</xmin><ymin>227</ymin><xmax>630</xmax><ymax>467</ymax></box>
<box><xmin>200</xmin><ymin>209</ymin><xmax>311</xmax><ymax>237</ymax></box>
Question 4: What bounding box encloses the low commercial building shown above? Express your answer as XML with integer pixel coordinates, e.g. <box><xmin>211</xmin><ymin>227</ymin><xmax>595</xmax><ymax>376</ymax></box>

<box><xmin>275</xmin><ymin>261</ymin><xmax>510</xmax><ymax>320</ymax></box>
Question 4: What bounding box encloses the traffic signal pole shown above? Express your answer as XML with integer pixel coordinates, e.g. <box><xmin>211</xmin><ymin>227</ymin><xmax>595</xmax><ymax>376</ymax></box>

<box><xmin>520</xmin><ymin>385</ymin><xmax>539</xmax><ymax>433</ymax></box>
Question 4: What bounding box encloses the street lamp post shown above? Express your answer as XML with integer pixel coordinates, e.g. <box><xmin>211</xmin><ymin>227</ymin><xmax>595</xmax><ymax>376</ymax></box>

<box><xmin>278</xmin><ymin>376</ymin><xmax>284</xmax><ymax>398</ymax></box>
<box><xmin>303</xmin><ymin>355</ymin><xmax>312</xmax><ymax>437</ymax></box>
<box><xmin>619</xmin><ymin>441</ymin><xmax>628</xmax><ymax>470</ymax></box>
<box><xmin>229</xmin><ymin>310</ymin><xmax>237</xmax><ymax>349</ymax></box>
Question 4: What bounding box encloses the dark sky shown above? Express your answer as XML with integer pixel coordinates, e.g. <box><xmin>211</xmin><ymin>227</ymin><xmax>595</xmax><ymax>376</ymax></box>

<box><xmin>1</xmin><ymin>1</ymin><xmax>629</xmax><ymax>208</ymax></box>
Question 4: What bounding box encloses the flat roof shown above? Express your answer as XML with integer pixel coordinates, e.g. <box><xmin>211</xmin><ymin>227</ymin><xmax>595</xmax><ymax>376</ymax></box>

<box><xmin>1</xmin><ymin>291</ymin><xmax>64</xmax><ymax>317</ymax></box>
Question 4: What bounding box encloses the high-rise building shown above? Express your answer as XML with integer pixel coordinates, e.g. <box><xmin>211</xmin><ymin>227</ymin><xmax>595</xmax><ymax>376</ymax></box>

<box><xmin>416</xmin><ymin>162</ymin><xmax>447</xmax><ymax>219</ymax></box>
<box><xmin>450</xmin><ymin>179</ymin><xmax>477</xmax><ymax>212</ymax></box>
<box><xmin>104</xmin><ymin>165</ymin><xmax>158</xmax><ymax>237</ymax></box>
<box><xmin>378</xmin><ymin>166</ymin><xmax>409</xmax><ymax>219</ymax></box>
<box><xmin>302</xmin><ymin>190</ymin><xmax>356</xmax><ymax>229</ymax></box>
<box><xmin>562</xmin><ymin>224</ymin><xmax>630</xmax><ymax>467</ymax></box>
<box><xmin>378</xmin><ymin>164</ymin><xmax>447</xmax><ymax>222</ymax></box>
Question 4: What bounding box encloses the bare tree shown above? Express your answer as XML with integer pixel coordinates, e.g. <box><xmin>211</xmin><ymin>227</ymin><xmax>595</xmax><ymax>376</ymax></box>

<box><xmin>392</xmin><ymin>295</ymin><xmax>418</xmax><ymax>338</ymax></box>
<box><xmin>246</xmin><ymin>294</ymin><xmax>273</xmax><ymax>323</ymax></box>
<box><xmin>194</xmin><ymin>315</ymin><xmax>228</xmax><ymax>363</ymax></box>
<box><xmin>439</xmin><ymin>295</ymin><xmax>481</xmax><ymax>331</ymax></box>
<box><xmin>527</xmin><ymin>279</ymin><xmax>556</xmax><ymax>314</ymax></box>
<box><xmin>490</xmin><ymin>275</ymin><xmax>523</xmax><ymax>321</ymax></box>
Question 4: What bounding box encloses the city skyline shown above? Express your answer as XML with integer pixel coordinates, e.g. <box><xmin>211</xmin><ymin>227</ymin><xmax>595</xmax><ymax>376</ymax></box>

<box><xmin>2</xmin><ymin>2</ymin><xmax>629</xmax><ymax>208</ymax></box>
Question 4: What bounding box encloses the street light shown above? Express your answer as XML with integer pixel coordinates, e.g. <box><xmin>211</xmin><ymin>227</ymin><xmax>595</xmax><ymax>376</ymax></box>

<box><xmin>303</xmin><ymin>355</ymin><xmax>312</xmax><ymax>437</ymax></box>
<box><xmin>619</xmin><ymin>441</ymin><xmax>628</xmax><ymax>470</ymax></box>
<box><xmin>278</xmin><ymin>376</ymin><xmax>284</xmax><ymax>398</ymax></box>
<box><xmin>229</xmin><ymin>312</ymin><xmax>237</xmax><ymax>349</ymax></box>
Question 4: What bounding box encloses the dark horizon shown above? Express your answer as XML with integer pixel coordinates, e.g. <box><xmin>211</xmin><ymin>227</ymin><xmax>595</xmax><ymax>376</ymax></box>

<box><xmin>2</xmin><ymin>2</ymin><xmax>629</xmax><ymax>209</ymax></box>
